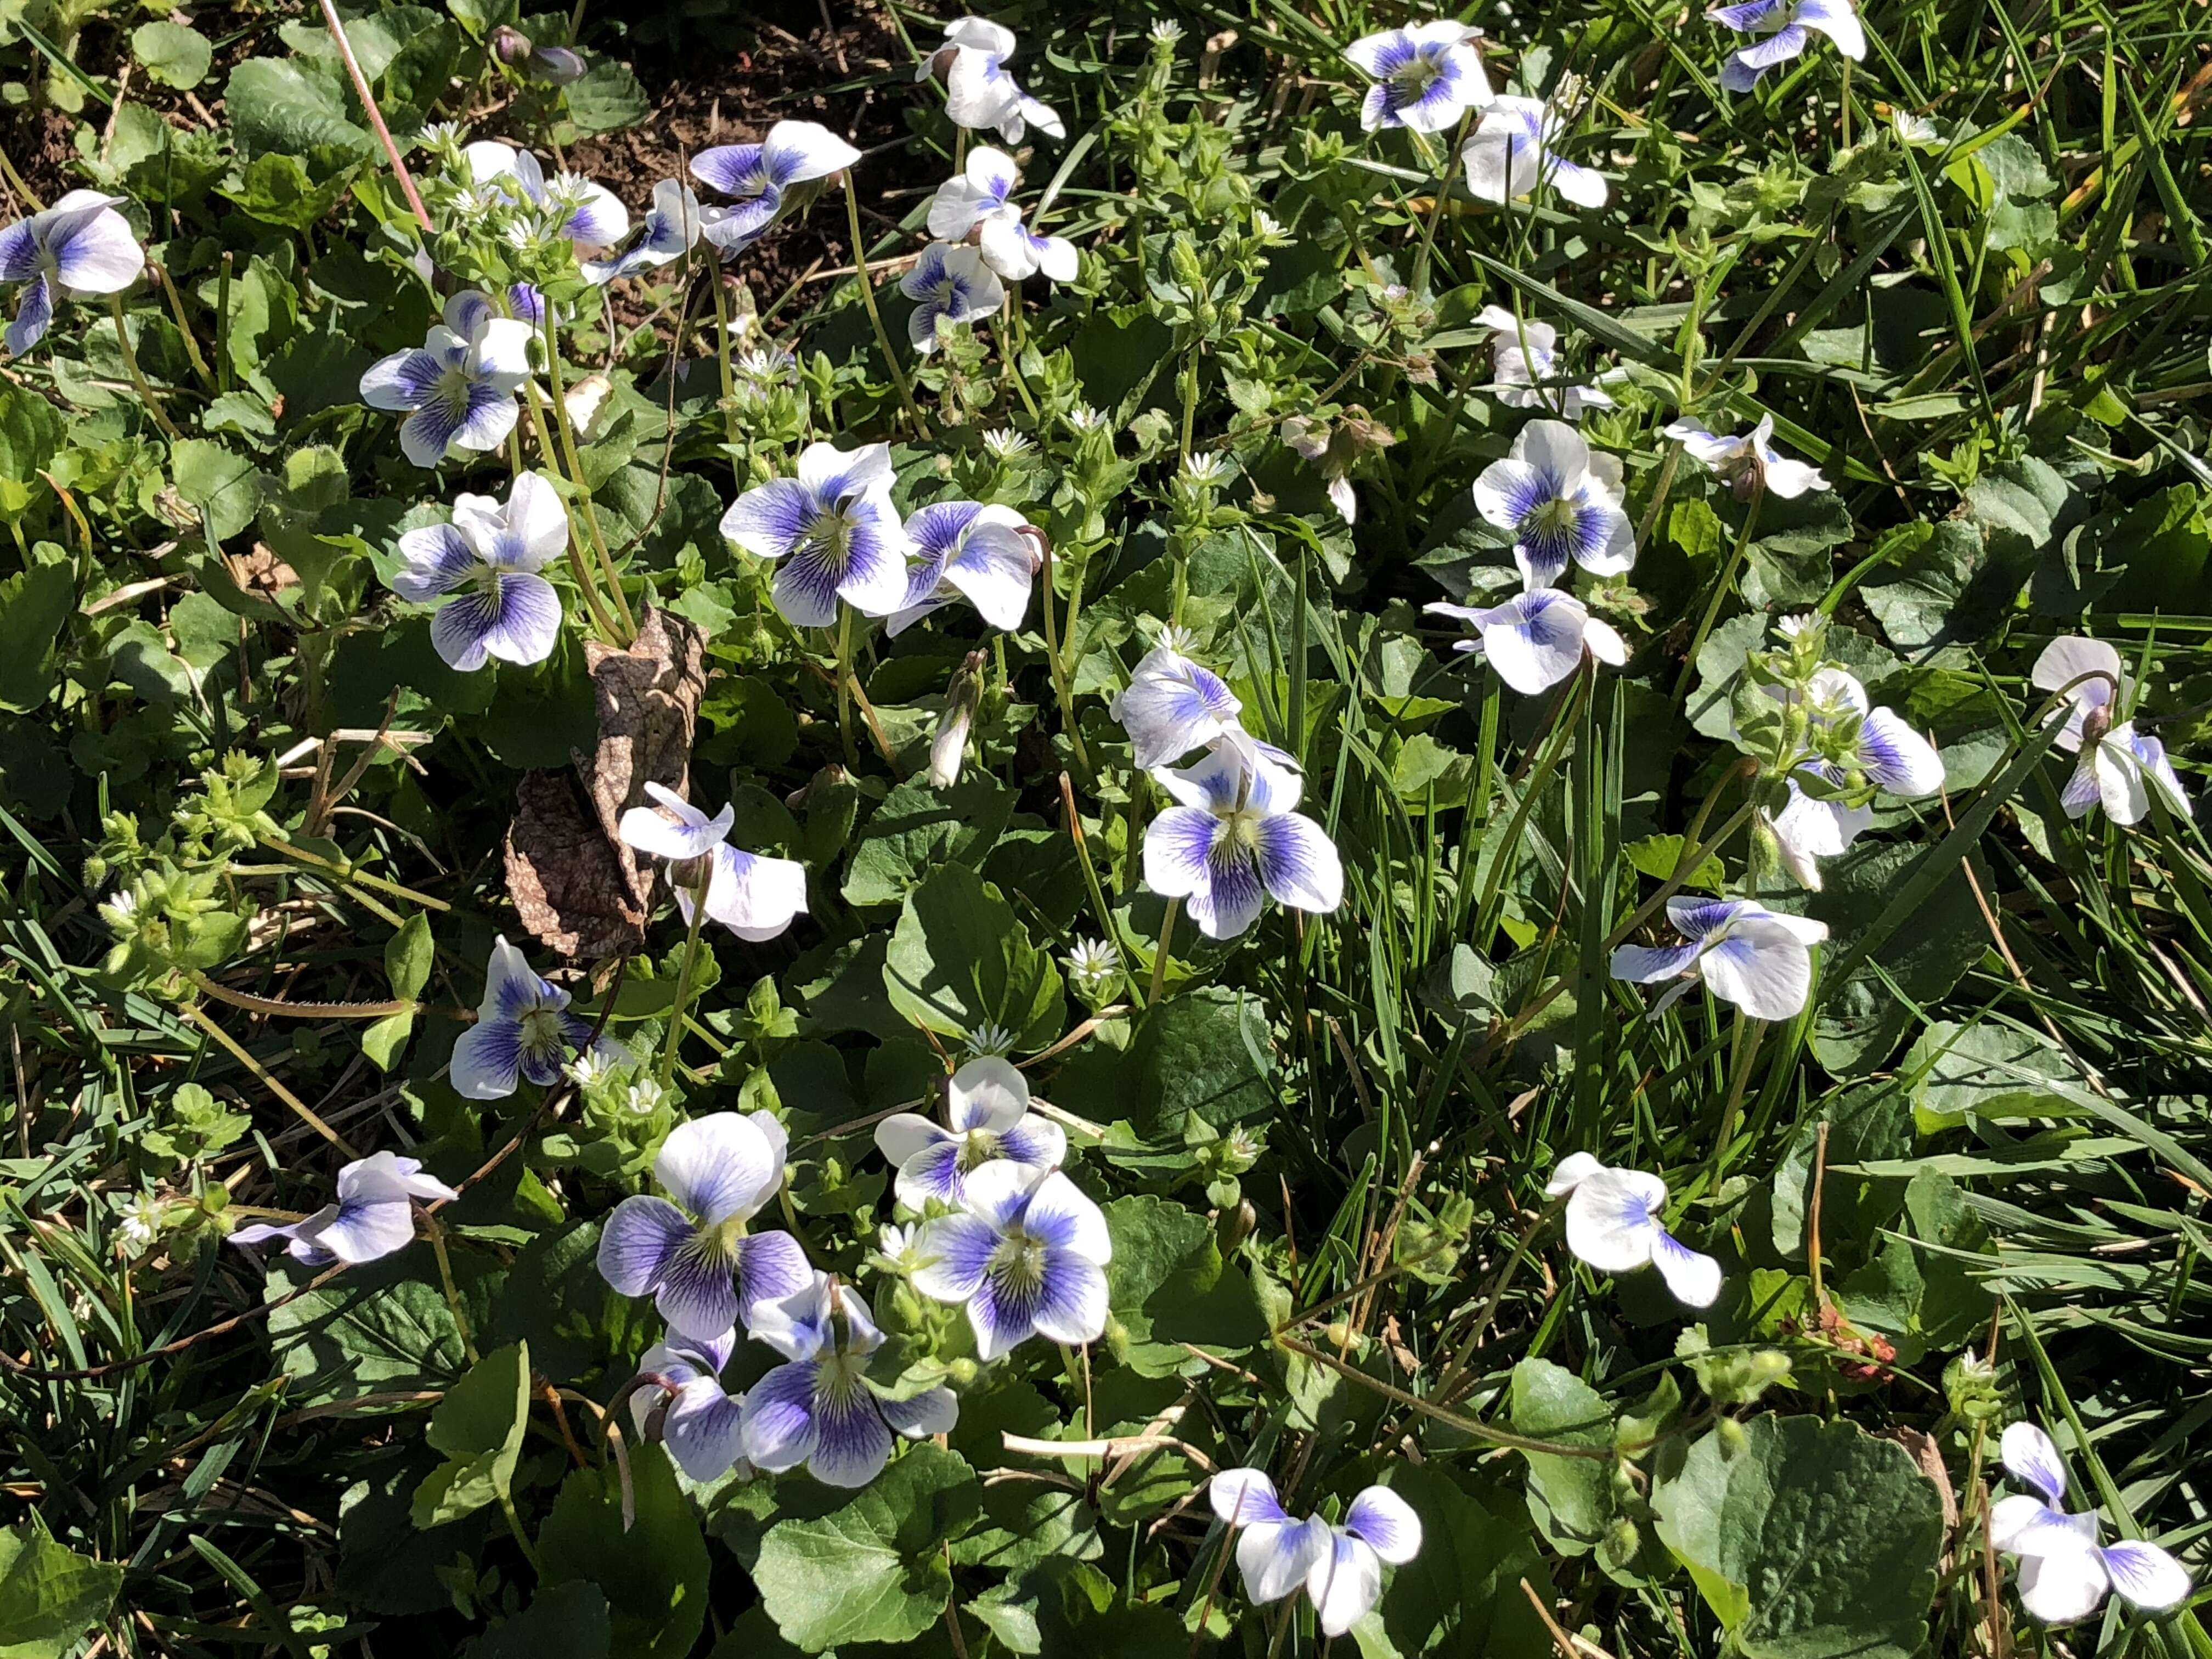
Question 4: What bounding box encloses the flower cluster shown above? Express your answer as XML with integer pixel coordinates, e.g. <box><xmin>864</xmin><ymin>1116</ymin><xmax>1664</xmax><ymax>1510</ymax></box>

<box><xmin>1209</xmin><ymin>1469</ymin><xmax>1424</xmax><ymax>1635</ymax></box>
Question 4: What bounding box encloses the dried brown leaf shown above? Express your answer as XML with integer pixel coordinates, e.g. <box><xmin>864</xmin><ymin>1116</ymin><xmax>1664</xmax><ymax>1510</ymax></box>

<box><xmin>583</xmin><ymin>607</ymin><xmax>707</xmax><ymax>909</ymax></box>
<box><xmin>504</xmin><ymin>769</ymin><xmax>647</xmax><ymax>961</ymax></box>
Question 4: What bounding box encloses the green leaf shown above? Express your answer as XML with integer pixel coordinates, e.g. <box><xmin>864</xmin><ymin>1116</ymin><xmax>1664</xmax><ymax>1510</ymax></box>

<box><xmin>537</xmin><ymin>1448</ymin><xmax>710</xmax><ymax>1659</ymax></box>
<box><xmin>267</xmin><ymin>1252</ymin><xmax>493</xmax><ymax>1405</ymax></box>
<box><xmin>1809</xmin><ymin>843</ymin><xmax>1996</xmax><ymax>1076</ymax></box>
<box><xmin>472</xmin><ymin>1582</ymin><xmax>611</xmax><ymax>1659</ymax></box>
<box><xmin>1650</xmin><ymin>1416</ymin><xmax>1942</xmax><ymax>1659</ymax></box>
<box><xmin>883</xmin><ymin>864</ymin><xmax>1065</xmax><ymax>1050</ymax></box>
<box><xmin>131</xmin><ymin>20</ymin><xmax>213</xmax><ymax>88</ymax></box>
<box><xmin>753</xmin><ymin>1443</ymin><xmax>983</xmax><ymax>1650</ymax></box>
<box><xmin>563</xmin><ymin>56</ymin><xmax>652</xmax><ymax>134</ymax></box>
<box><xmin>224</xmin><ymin>57</ymin><xmax>372</xmax><ymax>159</ymax></box>
<box><xmin>1348</xmin><ymin>1468</ymin><xmax>1551</xmax><ymax>1658</ymax></box>
<box><xmin>411</xmin><ymin>1340</ymin><xmax>531</xmax><ymax>1528</ymax></box>
<box><xmin>0</xmin><ymin>385</ymin><xmax>64</xmax><ymax>520</ymax></box>
<box><xmin>0</xmin><ymin>1525</ymin><xmax>122</xmax><ymax>1659</ymax></box>
<box><xmin>1508</xmin><ymin>1359</ymin><xmax>1616</xmax><ymax>1559</ymax></box>
<box><xmin>221</xmin><ymin>152</ymin><xmax>356</xmax><ymax>230</ymax></box>
<box><xmin>1057</xmin><ymin>987</ymin><xmax>1277</xmax><ymax>1135</ymax></box>
<box><xmin>385</xmin><ymin>912</ymin><xmax>433</xmax><ymax>1001</ymax></box>
<box><xmin>843</xmin><ymin>774</ymin><xmax>1014</xmax><ymax>909</ymax></box>
<box><xmin>0</xmin><ymin>551</ymin><xmax>75</xmax><ymax>715</ymax></box>
<box><xmin>1902</xmin><ymin>1019</ymin><xmax>2076</xmax><ymax>1132</ymax></box>
<box><xmin>172</xmin><ymin>438</ymin><xmax>262</xmax><ymax>546</ymax></box>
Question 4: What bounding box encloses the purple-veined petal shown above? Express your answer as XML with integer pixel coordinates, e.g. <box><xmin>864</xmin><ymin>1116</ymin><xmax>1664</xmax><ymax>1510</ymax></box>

<box><xmin>1344</xmin><ymin>29</ymin><xmax>1413</xmax><ymax>76</ymax></box>
<box><xmin>2000</xmin><ymin>1423</ymin><xmax>2072</xmax><ymax>1508</ymax></box>
<box><xmin>619</xmin><ymin>782</ymin><xmax>731</xmax><ymax>864</ymax></box>
<box><xmin>662</xmin><ymin>1377</ymin><xmax>748</xmax><ymax>1481</ymax></box>
<box><xmin>761</xmin><ymin>120</ymin><xmax>862</xmax><ymax>188</ymax></box>
<box><xmin>831</xmin><ymin>512</ymin><xmax>914</xmax><ymax>618</ymax></box>
<box><xmin>1238</xmin><ymin>1517</ymin><xmax>1330</xmax><ymax>1605</ymax></box>
<box><xmin>808</xmin><ymin>1376</ymin><xmax>895</xmax><ymax>1487</ymax></box>
<box><xmin>1211</xmin><ymin>1468</ymin><xmax>1290</xmax><ymax>1528</ymax></box>
<box><xmin>1735</xmin><ymin>22</ymin><xmax>1810</xmax><ymax>69</ymax></box>
<box><xmin>2129</xmin><ymin>731</ymin><xmax>2191</xmax><ymax>816</ymax></box>
<box><xmin>450</xmin><ymin>1012</ymin><xmax>526</xmax><ymax>1098</ymax></box>
<box><xmin>721</xmin><ymin>477</ymin><xmax>818</xmax><ymax>561</ymax></box>
<box><xmin>1547</xmin><ymin>157</ymin><xmax>1610</xmax><ymax>209</ymax></box>
<box><xmin>1252</xmin><ymin>811</ymin><xmax>1343</xmax><ymax>915</ymax></box>
<box><xmin>1609</xmin><ymin>940</ymin><xmax>1704</xmax><ymax>987</ymax></box>
<box><xmin>692</xmin><ymin>144</ymin><xmax>768</xmax><ymax>199</ymax></box>
<box><xmin>1857</xmin><ymin>708</ymin><xmax>1944</xmax><ymax>796</ymax></box>
<box><xmin>1480</xmin><ymin>590</ymin><xmax>1590</xmax><ymax>695</ymax></box>
<box><xmin>456</xmin><ymin>571</ymin><xmax>562</xmax><ymax>667</ymax></box>
<box><xmin>1018</xmin><ymin>1170</ymin><xmax>1111</xmax><ymax>1264</ymax></box>
<box><xmin>772</xmin><ymin>540</ymin><xmax>847</xmax><ymax>629</ymax></box>
<box><xmin>1565</xmin><ymin>1167</ymin><xmax>1664</xmax><ymax>1274</ymax></box>
<box><xmin>392</xmin><ymin>524</ymin><xmax>479</xmax><ymax>602</ymax></box>
<box><xmin>1989</xmin><ymin>1494</ymin><xmax>2083</xmax><ymax>1556</ymax></box>
<box><xmin>2098</xmin><ymin>1539</ymin><xmax>2191</xmax><ymax>1610</ymax></box>
<box><xmin>739</xmin><ymin>1359</ymin><xmax>821</xmax><ymax>1471</ymax></box>
<box><xmin>966</xmin><ymin>1257</ymin><xmax>1041</xmax><ymax>1359</ymax></box>
<box><xmin>1471</xmin><ymin>456</ymin><xmax>1545</xmax><ymax>534</ymax></box>
<box><xmin>1649</xmin><ymin>1227</ymin><xmax>1723</xmax><ymax>1307</ymax></box>
<box><xmin>359</xmin><ymin>348</ymin><xmax>443</xmax><ymax>412</ymax></box>
<box><xmin>949</xmin><ymin>1056</ymin><xmax>1028</xmax><ymax>1134</ymax></box>
<box><xmin>5</xmin><ymin>274</ymin><xmax>54</xmax><ymax>356</ymax></box>
<box><xmin>652</xmin><ymin>1231</ymin><xmax>746</xmax><ymax>1341</ymax></box>
<box><xmin>1719</xmin><ymin>48</ymin><xmax>1775</xmax><ymax>91</ymax></box>
<box><xmin>942</xmin><ymin>510</ymin><xmax>1036</xmax><ymax>629</ymax></box>
<box><xmin>1112</xmin><ymin>647</ymin><xmax>1242</xmax><ymax>768</ymax></box>
<box><xmin>1698</xmin><ymin>923</ymin><xmax>1817</xmax><ymax>1020</ymax></box>
<box><xmin>1143</xmin><ymin>806</ymin><xmax>1223</xmax><ymax>900</ymax></box>
<box><xmin>995</xmin><ymin>1118</ymin><xmax>1065</xmax><ymax>1172</ymax></box>
<box><xmin>911</xmin><ymin>1211</ymin><xmax>998</xmax><ymax>1302</ymax></box>
<box><xmin>1708</xmin><ymin>0</ymin><xmax>1786</xmax><ymax>27</ymax></box>
<box><xmin>880</xmin><ymin>1384</ymin><xmax>958</xmax><ymax>1439</ymax></box>
<box><xmin>0</xmin><ymin>218</ymin><xmax>35</xmax><ymax>283</ymax></box>
<box><xmin>1183</xmin><ymin>838</ymin><xmax>1269</xmax><ymax>941</ymax></box>
<box><xmin>312</xmin><ymin>1194</ymin><xmax>418</xmax><ymax>1264</ymax></box>
<box><xmin>47</xmin><ymin>199</ymin><xmax>143</xmax><ymax>294</ymax></box>
<box><xmin>893</xmin><ymin>1139</ymin><xmax>968</xmax><ymax>1209</ymax></box>
<box><xmin>596</xmin><ymin>1194</ymin><xmax>692</xmax><ymax>1294</ymax></box>
<box><xmin>1344</xmin><ymin>1486</ymin><xmax>1423</xmax><ymax>1564</ymax></box>
<box><xmin>733</xmin><ymin>1228</ymin><xmax>815</xmax><ymax>1327</ymax></box>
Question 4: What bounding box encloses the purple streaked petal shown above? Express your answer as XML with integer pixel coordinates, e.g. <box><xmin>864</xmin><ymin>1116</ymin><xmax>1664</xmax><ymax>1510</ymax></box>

<box><xmin>3</xmin><ymin>275</ymin><xmax>51</xmax><ymax>356</ymax></box>
<box><xmin>995</xmin><ymin>1119</ymin><xmax>1066</xmax><ymax>1171</ymax></box>
<box><xmin>912</xmin><ymin>1212</ymin><xmax>998</xmax><ymax>1302</ymax></box>
<box><xmin>1736</xmin><ymin>21</ymin><xmax>1812</xmax><ymax>66</ymax></box>
<box><xmin>392</xmin><ymin>524</ymin><xmax>478</xmax><ymax>601</ymax></box>
<box><xmin>1210</xmin><ymin>1468</ymin><xmax>1290</xmax><ymax>1528</ymax></box>
<box><xmin>313</xmin><ymin>1194</ymin><xmax>417</xmax><ymax>1264</ymax></box>
<box><xmin>1027</xmin><ymin>1250</ymin><xmax>1109</xmax><ymax>1347</ymax></box>
<box><xmin>832</xmin><ymin>517</ymin><xmax>912</xmax><ymax>617</ymax></box>
<box><xmin>1668</xmin><ymin>897</ymin><xmax>1750</xmax><ymax>938</ymax></box>
<box><xmin>1708</xmin><ymin>0</ymin><xmax>1785</xmax><ymax>27</ymax></box>
<box><xmin>2098</xmin><ymin>1539</ymin><xmax>2191</xmax><ymax>1610</ymax></box>
<box><xmin>739</xmin><ymin>1359</ymin><xmax>820</xmax><ymax>1471</ymax></box>
<box><xmin>879</xmin><ymin>1384</ymin><xmax>958</xmax><ymax>1440</ymax></box>
<box><xmin>663</xmin><ymin>1378</ymin><xmax>748</xmax><ymax>1481</ymax></box>
<box><xmin>906</xmin><ymin>499</ymin><xmax>984</xmax><ymax>561</ymax></box>
<box><xmin>733</xmin><ymin>1228</ymin><xmax>814</xmax><ymax>1324</ymax></box>
<box><xmin>654</xmin><ymin>1229</ymin><xmax>746</xmax><ymax>1341</ymax></box>
<box><xmin>1345</xmin><ymin>1486</ymin><xmax>1423</xmax><ymax>1564</ymax></box>
<box><xmin>1186</xmin><ymin>839</ymin><xmax>1269</xmax><ymax>941</ymax></box>
<box><xmin>359</xmin><ymin>348</ymin><xmax>444</xmax><ymax>411</ymax></box>
<box><xmin>2000</xmin><ymin>1423</ymin><xmax>2071</xmax><ymax>1508</ymax></box>
<box><xmin>808</xmin><ymin>1377</ymin><xmax>895</xmax><ymax>1486</ymax></box>
<box><xmin>596</xmin><ymin>1195</ymin><xmax>693</xmax><ymax>1295</ymax></box>
<box><xmin>969</xmin><ymin>1257</ymin><xmax>1043</xmax><ymax>1359</ymax></box>
<box><xmin>1610</xmin><ymin>941</ymin><xmax>1704</xmax><ymax>985</ymax></box>
<box><xmin>657</xmin><ymin>1113</ymin><xmax>777</xmax><ymax>1224</ymax></box>
<box><xmin>1252</xmin><ymin>811</ymin><xmax>1343</xmax><ymax>916</ymax></box>
<box><xmin>772</xmin><ymin>540</ymin><xmax>847</xmax><ymax>629</ymax></box>
<box><xmin>894</xmin><ymin>1139</ymin><xmax>967</xmax><ymax>1208</ymax></box>
<box><xmin>1649</xmin><ymin>1227</ymin><xmax>1723</xmax><ymax>1307</ymax></box>
<box><xmin>0</xmin><ymin>219</ymin><xmax>35</xmax><ymax>283</ymax></box>
<box><xmin>1018</xmin><ymin>1171</ymin><xmax>1110</xmax><ymax>1262</ymax></box>
<box><xmin>761</xmin><ymin>121</ymin><xmax>862</xmax><ymax>189</ymax></box>
<box><xmin>48</xmin><ymin>204</ymin><xmax>142</xmax><ymax>294</ymax></box>
<box><xmin>721</xmin><ymin>477</ymin><xmax>818</xmax><ymax>560</ymax></box>
<box><xmin>449</xmin><ymin>1014</ymin><xmax>525</xmax><ymax>1098</ymax></box>
<box><xmin>1857</xmin><ymin>708</ymin><xmax>1944</xmax><ymax>797</ymax></box>
<box><xmin>1142</xmin><ymin>806</ymin><xmax>1224</xmax><ymax>899</ymax></box>
<box><xmin>692</xmin><ymin>144</ymin><xmax>768</xmax><ymax>199</ymax></box>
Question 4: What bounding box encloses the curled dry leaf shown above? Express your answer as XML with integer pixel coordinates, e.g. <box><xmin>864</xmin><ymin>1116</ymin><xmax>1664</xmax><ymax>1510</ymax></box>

<box><xmin>503</xmin><ymin>610</ymin><xmax>707</xmax><ymax>961</ymax></box>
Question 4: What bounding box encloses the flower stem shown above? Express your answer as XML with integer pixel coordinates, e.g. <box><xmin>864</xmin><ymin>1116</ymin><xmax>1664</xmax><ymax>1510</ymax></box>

<box><xmin>1674</xmin><ymin>478</ymin><xmax>1764</xmax><ymax>705</ymax></box>
<box><xmin>1148</xmin><ymin>898</ymin><xmax>1180</xmax><ymax>1007</ymax></box>
<box><xmin>538</xmin><ymin>313</ymin><xmax>636</xmax><ymax>642</ymax></box>
<box><xmin>1410</xmin><ymin>110</ymin><xmax>1471</xmax><ymax>296</ymax></box>
<box><xmin>108</xmin><ymin>295</ymin><xmax>183</xmax><ymax>443</ymax></box>
<box><xmin>424</xmin><ymin>1212</ymin><xmax>479</xmax><ymax>1365</ymax></box>
<box><xmin>834</xmin><ymin>604</ymin><xmax>859</xmax><ymax>766</ymax></box>
<box><xmin>182</xmin><ymin>1004</ymin><xmax>361</xmax><ymax>1158</ymax></box>
<box><xmin>841</xmin><ymin>174</ymin><xmax>930</xmax><ymax>441</ymax></box>
<box><xmin>522</xmin><ymin>383</ymin><xmax>622</xmax><ymax>645</ymax></box>
<box><xmin>658</xmin><ymin>889</ymin><xmax>709</xmax><ymax>1090</ymax></box>
<box><xmin>188</xmin><ymin>971</ymin><xmax>414</xmax><ymax>1021</ymax></box>
<box><xmin>706</xmin><ymin>264</ymin><xmax>748</xmax><ymax>496</ymax></box>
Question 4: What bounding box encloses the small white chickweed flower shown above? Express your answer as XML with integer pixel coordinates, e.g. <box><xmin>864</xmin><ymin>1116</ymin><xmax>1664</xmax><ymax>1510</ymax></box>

<box><xmin>965</xmin><ymin>1020</ymin><xmax>1018</xmax><ymax>1059</ymax></box>
<box><xmin>1182</xmin><ymin>451</ymin><xmax>1234</xmax><ymax>486</ymax></box>
<box><xmin>624</xmin><ymin>1078</ymin><xmax>667</xmax><ymax>1117</ymax></box>
<box><xmin>1065</xmin><ymin>937</ymin><xmax>1121</xmax><ymax>985</ymax></box>
<box><xmin>982</xmin><ymin>427</ymin><xmax>1034</xmax><ymax>459</ymax></box>
<box><xmin>1149</xmin><ymin>18</ymin><xmax>1186</xmax><ymax>44</ymax></box>
<box><xmin>119</xmin><ymin>1193</ymin><xmax>166</xmax><ymax>1256</ymax></box>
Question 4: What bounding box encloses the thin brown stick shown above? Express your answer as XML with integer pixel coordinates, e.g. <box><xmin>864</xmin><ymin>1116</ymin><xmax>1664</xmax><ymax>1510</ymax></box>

<box><xmin>318</xmin><ymin>0</ymin><xmax>435</xmax><ymax>233</ymax></box>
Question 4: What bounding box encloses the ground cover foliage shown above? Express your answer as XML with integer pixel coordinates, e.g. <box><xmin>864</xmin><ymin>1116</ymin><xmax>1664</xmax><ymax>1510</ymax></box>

<box><xmin>0</xmin><ymin>0</ymin><xmax>2209</xmax><ymax>1654</ymax></box>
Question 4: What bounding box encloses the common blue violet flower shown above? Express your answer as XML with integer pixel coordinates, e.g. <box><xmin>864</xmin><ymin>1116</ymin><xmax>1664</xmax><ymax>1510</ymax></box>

<box><xmin>888</xmin><ymin>500</ymin><xmax>1039</xmax><ymax>634</ymax></box>
<box><xmin>1664</xmin><ymin>414</ymin><xmax>1830</xmax><ymax>500</ymax></box>
<box><xmin>720</xmin><ymin>440</ymin><xmax>912</xmax><ymax>628</ymax></box>
<box><xmin>2032</xmin><ymin>636</ymin><xmax>2191</xmax><ymax>826</ymax></box>
<box><xmin>631</xmin><ymin>1328</ymin><xmax>751</xmax><ymax>1482</ymax></box>
<box><xmin>229</xmin><ymin>1152</ymin><xmax>457</xmax><ymax>1266</ymax></box>
<box><xmin>1546</xmin><ymin>1153</ymin><xmax>1722</xmax><ymax>1307</ymax></box>
<box><xmin>1993</xmin><ymin>1421</ymin><xmax>2191</xmax><ymax>1623</ymax></box>
<box><xmin>596</xmin><ymin>1111</ymin><xmax>812</xmax><ymax>1341</ymax></box>
<box><xmin>1473</xmin><ymin>307</ymin><xmax>1617</xmax><ymax>419</ymax></box>
<box><xmin>900</xmin><ymin>242</ymin><xmax>1005</xmax><ymax>354</ymax></box>
<box><xmin>1462</xmin><ymin>96</ymin><xmax>1610</xmax><ymax>208</ymax></box>
<box><xmin>584</xmin><ymin>178</ymin><xmax>704</xmax><ymax>284</ymax></box>
<box><xmin>1610</xmin><ymin>898</ymin><xmax>1830</xmax><ymax>1022</ymax></box>
<box><xmin>1209</xmin><ymin>1469</ymin><xmax>1424</xmax><ymax>1637</ymax></box>
<box><xmin>1708</xmin><ymin>0</ymin><xmax>1867</xmax><ymax>93</ymax></box>
<box><xmin>463</xmin><ymin>140</ymin><xmax>630</xmax><ymax>249</ymax></box>
<box><xmin>617</xmin><ymin>782</ymin><xmax>810</xmax><ymax>942</ymax></box>
<box><xmin>1343</xmin><ymin>22</ymin><xmax>1489</xmax><ymax>134</ymax></box>
<box><xmin>912</xmin><ymin>1160</ymin><xmax>1111</xmax><ymax>1359</ymax></box>
<box><xmin>874</xmin><ymin>1057</ymin><xmax>1066</xmax><ymax>1210</ymax></box>
<box><xmin>740</xmin><ymin>1272</ymin><xmax>959</xmax><ymax>1487</ymax></box>
<box><xmin>1143</xmin><ymin>738</ymin><xmax>1344</xmax><ymax>941</ymax></box>
<box><xmin>359</xmin><ymin>291</ymin><xmax>535</xmax><ymax>469</ymax></box>
<box><xmin>1763</xmin><ymin>668</ymin><xmax>1944</xmax><ymax>890</ymax></box>
<box><xmin>1471</xmin><ymin>419</ymin><xmax>1636</xmax><ymax>588</ymax></box>
<box><xmin>391</xmin><ymin>470</ymin><xmax>567</xmax><ymax>672</ymax></box>
<box><xmin>1110</xmin><ymin>642</ymin><xmax>1299</xmax><ymax>772</ymax></box>
<box><xmin>0</xmin><ymin>189</ymin><xmax>143</xmax><ymax>356</ymax></box>
<box><xmin>1425</xmin><ymin>586</ymin><xmax>1629</xmax><ymax>696</ymax></box>
<box><xmin>921</xmin><ymin>18</ymin><xmax>1065</xmax><ymax>145</ymax></box>
<box><xmin>692</xmin><ymin>121</ymin><xmax>861</xmax><ymax>256</ymax></box>
<box><xmin>928</xmin><ymin>147</ymin><xmax>1078</xmax><ymax>283</ymax></box>
<box><xmin>452</xmin><ymin>934</ymin><xmax>597</xmax><ymax>1099</ymax></box>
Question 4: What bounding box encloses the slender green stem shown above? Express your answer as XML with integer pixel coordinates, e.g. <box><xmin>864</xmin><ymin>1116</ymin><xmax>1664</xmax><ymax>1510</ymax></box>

<box><xmin>538</xmin><ymin>313</ymin><xmax>636</xmax><ymax>641</ymax></box>
<box><xmin>658</xmin><ymin>889</ymin><xmax>709</xmax><ymax>1090</ymax></box>
<box><xmin>1149</xmin><ymin>898</ymin><xmax>1181</xmax><ymax>1007</ymax></box>
<box><xmin>108</xmin><ymin>296</ymin><xmax>184</xmax><ymax>442</ymax></box>
<box><xmin>1705</xmin><ymin>1013</ymin><xmax>1768</xmax><ymax>1195</ymax></box>
<box><xmin>424</xmin><ymin>1215</ymin><xmax>479</xmax><ymax>1365</ymax></box>
<box><xmin>1674</xmin><ymin>478</ymin><xmax>1764</xmax><ymax>704</ymax></box>
<box><xmin>1410</xmin><ymin>110</ymin><xmax>1472</xmax><ymax>296</ymax></box>
<box><xmin>522</xmin><ymin>385</ymin><xmax>622</xmax><ymax>644</ymax></box>
<box><xmin>1474</xmin><ymin>669</ymin><xmax>1590</xmax><ymax>945</ymax></box>
<box><xmin>834</xmin><ymin>604</ymin><xmax>859</xmax><ymax>766</ymax></box>
<box><xmin>841</xmin><ymin>176</ymin><xmax>930</xmax><ymax>439</ymax></box>
<box><xmin>707</xmin><ymin>263</ymin><xmax>748</xmax><ymax>495</ymax></box>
